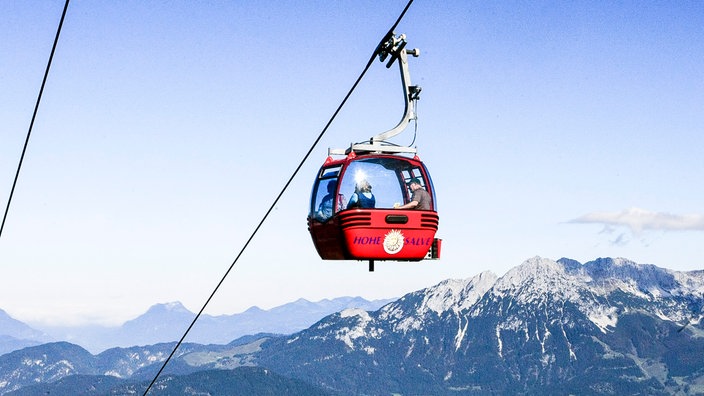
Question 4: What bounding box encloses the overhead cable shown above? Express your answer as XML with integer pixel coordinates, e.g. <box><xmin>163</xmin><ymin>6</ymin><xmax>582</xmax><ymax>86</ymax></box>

<box><xmin>0</xmin><ymin>0</ymin><xmax>71</xmax><ymax>240</ymax></box>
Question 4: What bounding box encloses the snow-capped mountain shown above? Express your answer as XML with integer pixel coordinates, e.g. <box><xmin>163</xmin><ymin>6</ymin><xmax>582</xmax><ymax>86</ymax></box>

<box><xmin>256</xmin><ymin>257</ymin><xmax>704</xmax><ymax>395</ymax></box>
<box><xmin>1</xmin><ymin>257</ymin><xmax>703</xmax><ymax>395</ymax></box>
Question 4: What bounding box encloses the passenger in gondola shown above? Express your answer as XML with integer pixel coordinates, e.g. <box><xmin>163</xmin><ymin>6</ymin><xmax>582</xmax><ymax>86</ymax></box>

<box><xmin>396</xmin><ymin>178</ymin><xmax>431</xmax><ymax>210</ymax></box>
<box><xmin>347</xmin><ymin>179</ymin><xmax>376</xmax><ymax>209</ymax></box>
<box><xmin>316</xmin><ymin>180</ymin><xmax>338</xmax><ymax>221</ymax></box>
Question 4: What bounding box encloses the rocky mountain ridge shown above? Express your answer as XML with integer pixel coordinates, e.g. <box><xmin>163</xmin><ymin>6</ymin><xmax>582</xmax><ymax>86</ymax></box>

<box><xmin>256</xmin><ymin>256</ymin><xmax>704</xmax><ymax>394</ymax></box>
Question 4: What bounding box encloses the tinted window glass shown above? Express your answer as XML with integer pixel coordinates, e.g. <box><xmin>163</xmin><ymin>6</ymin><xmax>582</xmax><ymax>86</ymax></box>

<box><xmin>310</xmin><ymin>166</ymin><xmax>341</xmax><ymax>221</ymax></box>
<box><xmin>338</xmin><ymin>158</ymin><xmax>432</xmax><ymax>209</ymax></box>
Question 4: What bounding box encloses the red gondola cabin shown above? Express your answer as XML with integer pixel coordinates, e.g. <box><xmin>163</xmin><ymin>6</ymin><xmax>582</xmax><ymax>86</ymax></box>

<box><xmin>308</xmin><ymin>152</ymin><xmax>441</xmax><ymax>262</ymax></box>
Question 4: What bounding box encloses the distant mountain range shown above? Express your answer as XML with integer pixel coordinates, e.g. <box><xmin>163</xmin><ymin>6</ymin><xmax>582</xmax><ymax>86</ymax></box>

<box><xmin>1</xmin><ymin>257</ymin><xmax>703</xmax><ymax>395</ymax></box>
<box><xmin>2</xmin><ymin>296</ymin><xmax>394</xmax><ymax>354</ymax></box>
<box><xmin>0</xmin><ymin>309</ymin><xmax>51</xmax><ymax>356</ymax></box>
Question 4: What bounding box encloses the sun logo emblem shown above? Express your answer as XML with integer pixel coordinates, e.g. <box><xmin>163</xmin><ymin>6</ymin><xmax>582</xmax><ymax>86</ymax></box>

<box><xmin>383</xmin><ymin>229</ymin><xmax>405</xmax><ymax>254</ymax></box>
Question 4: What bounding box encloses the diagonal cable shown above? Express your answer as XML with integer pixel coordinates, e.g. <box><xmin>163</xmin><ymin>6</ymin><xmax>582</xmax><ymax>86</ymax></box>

<box><xmin>142</xmin><ymin>1</ymin><xmax>414</xmax><ymax>394</ymax></box>
<box><xmin>1</xmin><ymin>0</ymin><xmax>71</xmax><ymax>240</ymax></box>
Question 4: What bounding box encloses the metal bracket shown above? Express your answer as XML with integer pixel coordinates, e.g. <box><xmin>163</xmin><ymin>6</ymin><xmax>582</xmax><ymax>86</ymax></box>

<box><xmin>330</xmin><ymin>33</ymin><xmax>421</xmax><ymax>156</ymax></box>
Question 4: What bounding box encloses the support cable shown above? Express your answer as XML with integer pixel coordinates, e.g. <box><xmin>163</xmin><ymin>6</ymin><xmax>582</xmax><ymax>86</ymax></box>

<box><xmin>143</xmin><ymin>1</ymin><xmax>415</xmax><ymax>394</ymax></box>
<box><xmin>0</xmin><ymin>0</ymin><xmax>71</xmax><ymax>241</ymax></box>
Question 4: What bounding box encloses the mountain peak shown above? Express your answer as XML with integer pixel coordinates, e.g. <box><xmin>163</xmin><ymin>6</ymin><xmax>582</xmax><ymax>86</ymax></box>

<box><xmin>120</xmin><ymin>301</ymin><xmax>195</xmax><ymax>335</ymax></box>
<box><xmin>510</xmin><ymin>255</ymin><xmax>565</xmax><ymax>277</ymax></box>
<box><xmin>0</xmin><ymin>309</ymin><xmax>51</xmax><ymax>343</ymax></box>
<box><xmin>492</xmin><ymin>256</ymin><xmax>578</xmax><ymax>297</ymax></box>
<box><xmin>411</xmin><ymin>271</ymin><xmax>499</xmax><ymax>316</ymax></box>
<box><xmin>148</xmin><ymin>301</ymin><xmax>191</xmax><ymax>313</ymax></box>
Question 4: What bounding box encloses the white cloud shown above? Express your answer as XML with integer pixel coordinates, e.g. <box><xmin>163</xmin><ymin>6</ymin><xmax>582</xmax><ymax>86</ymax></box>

<box><xmin>570</xmin><ymin>207</ymin><xmax>704</xmax><ymax>234</ymax></box>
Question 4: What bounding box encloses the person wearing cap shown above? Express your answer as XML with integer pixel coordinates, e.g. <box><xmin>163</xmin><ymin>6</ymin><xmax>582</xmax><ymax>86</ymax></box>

<box><xmin>396</xmin><ymin>178</ymin><xmax>431</xmax><ymax>210</ymax></box>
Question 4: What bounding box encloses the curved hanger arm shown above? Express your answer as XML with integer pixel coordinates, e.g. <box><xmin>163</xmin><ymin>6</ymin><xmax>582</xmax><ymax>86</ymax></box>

<box><xmin>371</xmin><ymin>33</ymin><xmax>421</xmax><ymax>143</ymax></box>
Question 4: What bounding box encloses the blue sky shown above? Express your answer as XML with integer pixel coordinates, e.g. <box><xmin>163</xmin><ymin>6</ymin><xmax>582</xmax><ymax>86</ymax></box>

<box><xmin>1</xmin><ymin>1</ymin><xmax>702</xmax><ymax>327</ymax></box>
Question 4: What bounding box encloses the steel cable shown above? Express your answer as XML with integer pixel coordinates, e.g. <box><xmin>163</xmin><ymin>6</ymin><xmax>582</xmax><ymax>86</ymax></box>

<box><xmin>0</xmin><ymin>0</ymin><xmax>71</xmax><ymax>240</ymax></box>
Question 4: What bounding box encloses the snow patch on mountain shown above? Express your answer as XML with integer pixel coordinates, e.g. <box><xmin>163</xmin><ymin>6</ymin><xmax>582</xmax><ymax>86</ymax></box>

<box><xmin>454</xmin><ymin>312</ymin><xmax>469</xmax><ymax>351</ymax></box>
<box><xmin>673</xmin><ymin>271</ymin><xmax>704</xmax><ymax>296</ymax></box>
<box><xmin>378</xmin><ymin>271</ymin><xmax>497</xmax><ymax>334</ymax></box>
<box><xmin>340</xmin><ymin>308</ymin><xmax>369</xmax><ymax>320</ymax></box>
<box><xmin>335</xmin><ymin>309</ymin><xmax>381</xmax><ymax>352</ymax></box>
<box><xmin>587</xmin><ymin>305</ymin><xmax>619</xmax><ymax>333</ymax></box>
